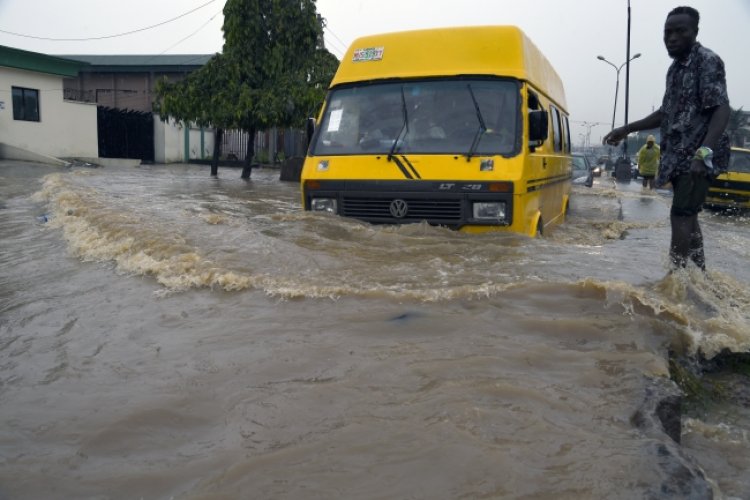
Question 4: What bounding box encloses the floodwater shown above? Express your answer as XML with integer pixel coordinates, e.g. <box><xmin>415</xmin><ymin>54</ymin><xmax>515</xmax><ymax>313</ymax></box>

<box><xmin>1</xmin><ymin>160</ymin><xmax>749</xmax><ymax>499</ymax></box>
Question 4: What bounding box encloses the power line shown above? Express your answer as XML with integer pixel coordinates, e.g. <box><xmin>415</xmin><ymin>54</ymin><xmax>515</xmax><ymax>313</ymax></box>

<box><xmin>323</xmin><ymin>37</ymin><xmax>345</xmax><ymax>59</ymax></box>
<box><xmin>323</xmin><ymin>37</ymin><xmax>346</xmax><ymax>57</ymax></box>
<box><xmin>324</xmin><ymin>26</ymin><xmax>349</xmax><ymax>53</ymax></box>
<box><xmin>322</xmin><ymin>26</ymin><xmax>347</xmax><ymax>59</ymax></box>
<box><xmin>0</xmin><ymin>0</ymin><xmax>220</xmax><ymax>42</ymax></box>
<box><xmin>144</xmin><ymin>10</ymin><xmax>222</xmax><ymax>64</ymax></box>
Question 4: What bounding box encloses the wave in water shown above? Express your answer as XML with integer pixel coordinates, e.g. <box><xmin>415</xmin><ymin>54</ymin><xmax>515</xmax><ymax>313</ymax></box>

<box><xmin>34</xmin><ymin>172</ymin><xmax>750</xmax><ymax>357</ymax></box>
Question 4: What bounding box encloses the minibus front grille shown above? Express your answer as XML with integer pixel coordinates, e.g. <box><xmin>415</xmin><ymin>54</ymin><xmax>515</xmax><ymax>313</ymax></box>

<box><xmin>341</xmin><ymin>196</ymin><xmax>463</xmax><ymax>222</ymax></box>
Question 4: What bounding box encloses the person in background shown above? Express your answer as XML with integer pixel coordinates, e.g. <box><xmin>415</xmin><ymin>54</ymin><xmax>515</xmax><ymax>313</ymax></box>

<box><xmin>602</xmin><ymin>6</ymin><xmax>730</xmax><ymax>271</ymax></box>
<box><xmin>637</xmin><ymin>135</ymin><xmax>660</xmax><ymax>189</ymax></box>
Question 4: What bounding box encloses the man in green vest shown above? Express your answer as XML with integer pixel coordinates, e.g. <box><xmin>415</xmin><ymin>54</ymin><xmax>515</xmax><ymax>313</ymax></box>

<box><xmin>637</xmin><ymin>135</ymin><xmax>660</xmax><ymax>189</ymax></box>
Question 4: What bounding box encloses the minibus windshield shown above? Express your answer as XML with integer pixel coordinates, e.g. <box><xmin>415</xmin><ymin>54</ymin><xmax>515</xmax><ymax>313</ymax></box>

<box><xmin>312</xmin><ymin>79</ymin><xmax>520</xmax><ymax>157</ymax></box>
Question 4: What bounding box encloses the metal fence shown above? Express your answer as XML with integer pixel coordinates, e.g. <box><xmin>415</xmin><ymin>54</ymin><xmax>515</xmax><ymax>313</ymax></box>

<box><xmin>221</xmin><ymin>128</ymin><xmax>308</xmax><ymax>163</ymax></box>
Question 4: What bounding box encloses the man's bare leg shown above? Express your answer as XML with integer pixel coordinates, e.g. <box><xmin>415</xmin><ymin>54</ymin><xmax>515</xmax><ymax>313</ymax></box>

<box><xmin>689</xmin><ymin>218</ymin><xmax>706</xmax><ymax>270</ymax></box>
<box><xmin>670</xmin><ymin>214</ymin><xmax>695</xmax><ymax>268</ymax></box>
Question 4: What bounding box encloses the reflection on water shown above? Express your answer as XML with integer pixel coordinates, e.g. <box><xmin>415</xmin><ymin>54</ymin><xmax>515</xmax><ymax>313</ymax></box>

<box><xmin>1</xmin><ymin>162</ymin><xmax>749</xmax><ymax>498</ymax></box>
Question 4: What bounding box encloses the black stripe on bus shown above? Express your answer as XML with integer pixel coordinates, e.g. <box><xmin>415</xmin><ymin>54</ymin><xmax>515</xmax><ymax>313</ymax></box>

<box><xmin>400</xmin><ymin>156</ymin><xmax>422</xmax><ymax>179</ymax></box>
<box><xmin>526</xmin><ymin>173</ymin><xmax>571</xmax><ymax>191</ymax></box>
<box><xmin>392</xmin><ymin>156</ymin><xmax>414</xmax><ymax>179</ymax></box>
<box><xmin>710</xmin><ymin>179</ymin><xmax>750</xmax><ymax>192</ymax></box>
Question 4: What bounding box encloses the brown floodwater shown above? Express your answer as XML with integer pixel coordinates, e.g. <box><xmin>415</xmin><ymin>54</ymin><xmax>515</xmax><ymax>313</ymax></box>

<box><xmin>1</xmin><ymin>160</ymin><xmax>749</xmax><ymax>499</ymax></box>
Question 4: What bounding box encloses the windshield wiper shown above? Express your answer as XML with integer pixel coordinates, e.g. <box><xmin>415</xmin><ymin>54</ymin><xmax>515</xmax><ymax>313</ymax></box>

<box><xmin>466</xmin><ymin>84</ymin><xmax>487</xmax><ymax>161</ymax></box>
<box><xmin>388</xmin><ymin>86</ymin><xmax>408</xmax><ymax>162</ymax></box>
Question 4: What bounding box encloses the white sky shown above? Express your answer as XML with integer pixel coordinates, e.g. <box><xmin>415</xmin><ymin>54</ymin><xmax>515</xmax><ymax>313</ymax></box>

<box><xmin>1</xmin><ymin>0</ymin><xmax>748</xmax><ymax>145</ymax></box>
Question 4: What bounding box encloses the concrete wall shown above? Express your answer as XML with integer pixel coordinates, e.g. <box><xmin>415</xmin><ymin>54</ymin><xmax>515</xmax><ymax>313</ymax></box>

<box><xmin>0</xmin><ymin>66</ymin><xmax>98</xmax><ymax>159</ymax></box>
<box><xmin>188</xmin><ymin>126</ymin><xmax>213</xmax><ymax>160</ymax></box>
<box><xmin>64</xmin><ymin>70</ymin><xmax>195</xmax><ymax>113</ymax></box>
<box><xmin>154</xmin><ymin>114</ymin><xmax>214</xmax><ymax>163</ymax></box>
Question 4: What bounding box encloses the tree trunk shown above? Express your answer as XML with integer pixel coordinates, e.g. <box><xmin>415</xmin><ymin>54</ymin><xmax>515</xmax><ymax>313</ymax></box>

<box><xmin>241</xmin><ymin>127</ymin><xmax>256</xmax><ymax>179</ymax></box>
<box><xmin>211</xmin><ymin>128</ymin><xmax>223</xmax><ymax>177</ymax></box>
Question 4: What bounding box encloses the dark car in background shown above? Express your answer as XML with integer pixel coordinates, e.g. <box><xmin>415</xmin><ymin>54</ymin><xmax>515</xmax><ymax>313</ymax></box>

<box><xmin>705</xmin><ymin>147</ymin><xmax>750</xmax><ymax>210</ymax></box>
<box><xmin>571</xmin><ymin>153</ymin><xmax>594</xmax><ymax>187</ymax></box>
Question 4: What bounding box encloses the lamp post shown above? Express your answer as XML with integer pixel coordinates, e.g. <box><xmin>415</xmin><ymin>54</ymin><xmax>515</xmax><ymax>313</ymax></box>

<box><xmin>597</xmin><ymin>53</ymin><xmax>641</xmax><ymax>137</ymax></box>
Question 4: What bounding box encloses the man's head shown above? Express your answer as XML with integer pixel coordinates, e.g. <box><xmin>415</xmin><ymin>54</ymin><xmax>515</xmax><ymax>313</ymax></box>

<box><xmin>647</xmin><ymin>134</ymin><xmax>656</xmax><ymax>147</ymax></box>
<box><xmin>664</xmin><ymin>6</ymin><xmax>699</xmax><ymax>59</ymax></box>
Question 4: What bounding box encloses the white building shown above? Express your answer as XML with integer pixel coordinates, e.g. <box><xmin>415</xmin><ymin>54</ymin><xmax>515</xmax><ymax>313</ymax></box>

<box><xmin>0</xmin><ymin>45</ymin><xmax>98</xmax><ymax>164</ymax></box>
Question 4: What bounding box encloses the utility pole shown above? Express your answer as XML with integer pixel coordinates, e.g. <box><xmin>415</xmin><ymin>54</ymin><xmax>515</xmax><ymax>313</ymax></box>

<box><xmin>623</xmin><ymin>0</ymin><xmax>633</xmax><ymax>160</ymax></box>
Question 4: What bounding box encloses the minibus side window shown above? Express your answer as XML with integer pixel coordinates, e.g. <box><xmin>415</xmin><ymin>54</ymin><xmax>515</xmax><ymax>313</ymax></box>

<box><xmin>550</xmin><ymin>106</ymin><xmax>562</xmax><ymax>152</ymax></box>
<box><xmin>563</xmin><ymin>115</ymin><xmax>571</xmax><ymax>153</ymax></box>
<box><xmin>527</xmin><ymin>89</ymin><xmax>549</xmax><ymax>148</ymax></box>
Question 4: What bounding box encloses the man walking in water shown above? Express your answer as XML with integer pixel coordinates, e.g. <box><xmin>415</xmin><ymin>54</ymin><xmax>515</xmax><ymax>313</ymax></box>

<box><xmin>637</xmin><ymin>135</ymin><xmax>660</xmax><ymax>190</ymax></box>
<box><xmin>603</xmin><ymin>6</ymin><xmax>730</xmax><ymax>270</ymax></box>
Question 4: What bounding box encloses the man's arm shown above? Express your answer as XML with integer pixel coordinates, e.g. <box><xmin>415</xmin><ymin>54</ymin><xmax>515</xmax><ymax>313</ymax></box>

<box><xmin>701</xmin><ymin>103</ymin><xmax>730</xmax><ymax>151</ymax></box>
<box><xmin>690</xmin><ymin>102</ymin><xmax>730</xmax><ymax>175</ymax></box>
<box><xmin>602</xmin><ymin>110</ymin><xmax>663</xmax><ymax>146</ymax></box>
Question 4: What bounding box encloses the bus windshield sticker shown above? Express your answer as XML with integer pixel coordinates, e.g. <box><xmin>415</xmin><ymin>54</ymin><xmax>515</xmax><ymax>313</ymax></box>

<box><xmin>327</xmin><ymin>109</ymin><xmax>343</xmax><ymax>132</ymax></box>
<box><xmin>353</xmin><ymin>47</ymin><xmax>384</xmax><ymax>62</ymax></box>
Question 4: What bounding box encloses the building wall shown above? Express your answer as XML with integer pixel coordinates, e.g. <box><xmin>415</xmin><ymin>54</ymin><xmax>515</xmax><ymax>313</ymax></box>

<box><xmin>154</xmin><ymin>114</ymin><xmax>214</xmax><ymax>163</ymax></box>
<box><xmin>64</xmin><ymin>71</ymin><xmax>191</xmax><ymax>112</ymax></box>
<box><xmin>0</xmin><ymin>66</ymin><xmax>98</xmax><ymax>159</ymax></box>
<box><xmin>188</xmin><ymin>126</ymin><xmax>213</xmax><ymax>160</ymax></box>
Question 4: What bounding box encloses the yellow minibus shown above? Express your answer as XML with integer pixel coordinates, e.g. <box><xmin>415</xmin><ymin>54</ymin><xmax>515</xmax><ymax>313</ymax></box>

<box><xmin>705</xmin><ymin>147</ymin><xmax>750</xmax><ymax>210</ymax></box>
<box><xmin>301</xmin><ymin>26</ymin><xmax>572</xmax><ymax>237</ymax></box>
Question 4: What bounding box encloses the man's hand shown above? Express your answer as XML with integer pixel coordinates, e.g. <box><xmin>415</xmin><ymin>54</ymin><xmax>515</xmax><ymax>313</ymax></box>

<box><xmin>690</xmin><ymin>158</ymin><xmax>707</xmax><ymax>176</ymax></box>
<box><xmin>602</xmin><ymin>127</ymin><xmax>627</xmax><ymax>146</ymax></box>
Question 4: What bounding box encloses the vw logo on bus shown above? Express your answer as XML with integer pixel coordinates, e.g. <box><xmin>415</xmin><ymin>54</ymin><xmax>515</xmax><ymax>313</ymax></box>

<box><xmin>389</xmin><ymin>199</ymin><xmax>409</xmax><ymax>218</ymax></box>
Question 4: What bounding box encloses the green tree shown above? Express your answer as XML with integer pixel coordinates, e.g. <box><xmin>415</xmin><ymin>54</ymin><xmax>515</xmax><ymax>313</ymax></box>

<box><xmin>155</xmin><ymin>0</ymin><xmax>337</xmax><ymax>178</ymax></box>
<box><xmin>727</xmin><ymin>106</ymin><xmax>750</xmax><ymax>147</ymax></box>
<box><xmin>155</xmin><ymin>55</ymin><xmax>237</xmax><ymax>176</ymax></box>
<box><xmin>222</xmin><ymin>0</ymin><xmax>336</xmax><ymax>178</ymax></box>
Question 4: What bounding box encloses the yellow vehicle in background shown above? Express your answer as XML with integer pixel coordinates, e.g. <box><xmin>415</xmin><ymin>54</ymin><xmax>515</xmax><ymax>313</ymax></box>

<box><xmin>301</xmin><ymin>26</ymin><xmax>572</xmax><ymax>237</ymax></box>
<box><xmin>705</xmin><ymin>147</ymin><xmax>750</xmax><ymax>210</ymax></box>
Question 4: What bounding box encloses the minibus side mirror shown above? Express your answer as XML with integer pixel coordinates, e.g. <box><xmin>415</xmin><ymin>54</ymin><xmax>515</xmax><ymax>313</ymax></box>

<box><xmin>306</xmin><ymin>117</ymin><xmax>316</xmax><ymax>147</ymax></box>
<box><xmin>528</xmin><ymin>110</ymin><xmax>548</xmax><ymax>148</ymax></box>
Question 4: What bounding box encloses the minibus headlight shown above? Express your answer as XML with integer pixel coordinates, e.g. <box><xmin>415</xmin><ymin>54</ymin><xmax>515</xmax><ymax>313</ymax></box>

<box><xmin>311</xmin><ymin>198</ymin><xmax>338</xmax><ymax>214</ymax></box>
<box><xmin>473</xmin><ymin>202</ymin><xmax>506</xmax><ymax>221</ymax></box>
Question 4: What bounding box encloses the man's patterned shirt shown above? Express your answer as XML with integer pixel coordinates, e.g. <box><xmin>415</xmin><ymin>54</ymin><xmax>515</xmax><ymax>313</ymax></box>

<box><xmin>657</xmin><ymin>42</ymin><xmax>730</xmax><ymax>187</ymax></box>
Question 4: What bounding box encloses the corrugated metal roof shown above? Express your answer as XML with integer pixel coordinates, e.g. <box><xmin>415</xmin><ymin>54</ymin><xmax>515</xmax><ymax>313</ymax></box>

<box><xmin>0</xmin><ymin>44</ymin><xmax>87</xmax><ymax>77</ymax></box>
<box><xmin>60</xmin><ymin>54</ymin><xmax>213</xmax><ymax>68</ymax></box>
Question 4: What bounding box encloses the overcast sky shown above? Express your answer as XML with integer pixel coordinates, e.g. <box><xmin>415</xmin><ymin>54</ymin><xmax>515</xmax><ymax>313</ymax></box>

<box><xmin>1</xmin><ymin>0</ymin><xmax>748</xmax><ymax>145</ymax></box>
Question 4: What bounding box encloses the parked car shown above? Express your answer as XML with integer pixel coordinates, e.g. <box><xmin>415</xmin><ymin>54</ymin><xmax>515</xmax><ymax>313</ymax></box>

<box><xmin>704</xmin><ymin>147</ymin><xmax>750</xmax><ymax>210</ymax></box>
<box><xmin>571</xmin><ymin>153</ymin><xmax>594</xmax><ymax>187</ymax></box>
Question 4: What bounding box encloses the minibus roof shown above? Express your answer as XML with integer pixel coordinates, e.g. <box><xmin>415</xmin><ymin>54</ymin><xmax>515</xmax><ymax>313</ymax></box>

<box><xmin>331</xmin><ymin>26</ymin><xmax>567</xmax><ymax>111</ymax></box>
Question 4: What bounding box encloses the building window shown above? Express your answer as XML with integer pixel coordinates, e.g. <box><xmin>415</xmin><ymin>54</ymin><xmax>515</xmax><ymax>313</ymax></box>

<box><xmin>12</xmin><ymin>87</ymin><xmax>40</xmax><ymax>122</ymax></box>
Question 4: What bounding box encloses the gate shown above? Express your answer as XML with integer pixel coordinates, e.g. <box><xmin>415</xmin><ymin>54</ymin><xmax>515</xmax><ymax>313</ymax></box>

<box><xmin>97</xmin><ymin>107</ymin><xmax>154</xmax><ymax>162</ymax></box>
<box><xmin>221</xmin><ymin>128</ymin><xmax>308</xmax><ymax>162</ymax></box>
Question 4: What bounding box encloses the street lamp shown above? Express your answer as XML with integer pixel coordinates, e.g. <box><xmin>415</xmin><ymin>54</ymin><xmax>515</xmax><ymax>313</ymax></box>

<box><xmin>597</xmin><ymin>53</ymin><xmax>641</xmax><ymax>134</ymax></box>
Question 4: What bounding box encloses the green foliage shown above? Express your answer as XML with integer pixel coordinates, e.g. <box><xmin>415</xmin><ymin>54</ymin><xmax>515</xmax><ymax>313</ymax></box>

<box><xmin>154</xmin><ymin>0</ymin><xmax>338</xmax><ymax>136</ymax></box>
<box><xmin>154</xmin><ymin>55</ymin><xmax>236</xmax><ymax>129</ymax></box>
<box><xmin>727</xmin><ymin>106</ymin><xmax>750</xmax><ymax>147</ymax></box>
